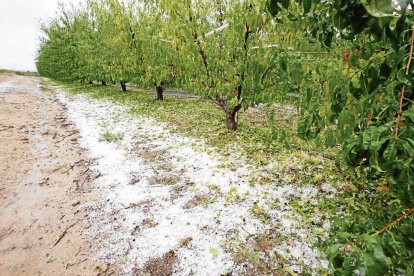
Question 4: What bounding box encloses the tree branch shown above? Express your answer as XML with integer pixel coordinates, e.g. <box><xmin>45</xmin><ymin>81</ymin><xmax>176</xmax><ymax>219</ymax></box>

<box><xmin>373</xmin><ymin>207</ymin><xmax>414</xmax><ymax>235</ymax></box>
<box><xmin>395</xmin><ymin>27</ymin><xmax>414</xmax><ymax>140</ymax></box>
<box><xmin>260</xmin><ymin>66</ymin><xmax>272</xmax><ymax>85</ymax></box>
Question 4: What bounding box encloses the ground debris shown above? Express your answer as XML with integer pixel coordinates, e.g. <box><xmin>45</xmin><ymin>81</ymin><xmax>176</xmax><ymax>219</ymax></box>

<box><xmin>133</xmin><ymin>250</ymin><xmax>178</xmax><ymax>276</ymax></box>
<box><xmin>53</xmin><ymin>222</ymin><xmax>76</xmax><ymax>246</ymax></box>
<box><xmin>0</xmin><ymin>221</ymin><xmax>18</xmax><ymax>238</ymax></box>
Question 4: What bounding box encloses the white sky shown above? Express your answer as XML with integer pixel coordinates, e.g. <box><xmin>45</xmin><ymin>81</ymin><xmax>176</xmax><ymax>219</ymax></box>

<box><xmin>0</xmin><ymin>0</ymin><xmax>82</xmax><ymax>72</ymax></box>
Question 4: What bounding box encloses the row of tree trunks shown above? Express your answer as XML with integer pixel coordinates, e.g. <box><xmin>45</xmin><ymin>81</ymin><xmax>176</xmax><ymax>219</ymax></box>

<box><xmin>92</xmin><ymin>80</ymin><xmax>241</xmax><ymax>130</ymax></box>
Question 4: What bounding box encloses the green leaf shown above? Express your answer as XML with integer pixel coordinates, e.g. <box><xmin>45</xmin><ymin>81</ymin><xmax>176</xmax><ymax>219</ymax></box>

<box><xmin>280</xmin><ymin>0</ymin><xmax>290</xmax><ymax>9</ymax></box>
<box><xmin>356</xmin><ymin>252</ymin><xmax>376</xmax><ymax>275</ymax></box>
<box><xmin>401</xmin><ymin>138</ymin><xmax>414</xmax><ymax>153</ymax></box>
<box><xmin>331</xmin><ymin>88</ymin><xmax>347</xmax><ymax>114</ymax></box>
<box><xmin>209</xmin><ymin>247</ymin><xmax>219</xmax><ymax>258</ymax></box>
<box><xmin>373</xmin><ymin>244</ymin><xmax>388</xmax><ymax>264</ymax></box>
<box><xmin>267</xmin><ymin>0</ymin><xmax>281</xmax><ymax>16</ymax></box>
<box><xmin>303</xmin><ymin>0</ymin><xmax>311</xmax><ymax>14</ymax></box>
<box><xmin>326</xmin><ymin>244</ymin><xmax>342</xmax><ymax>260</ymax></box>
<box><xmin>383</xmin><ymin>141</ymin><xmax>397</xmax><ymax>160</ymax></box>
<box><xmin>361</xmin><ymin>0</ymin><xmax>396</xmax><ymax>18</ymax></box>
<box><xmin>325</xmin><ymin>128</ymin><xmax>336</xmax><ymax>148</ymax></box>
<box><xmin>397</xmin><ymin>71</ymin><xmax>413</xmax><ymax>86</ymax></box>
<box><xmin>404</xmin><ymin>109</ymin><xmax>414</xmax><ymax>123</ymax></box>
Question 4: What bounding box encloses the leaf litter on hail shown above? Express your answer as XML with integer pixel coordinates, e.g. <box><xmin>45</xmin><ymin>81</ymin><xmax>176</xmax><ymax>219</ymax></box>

<box><xmin>57</xmin><ymin>91</ymin><xmax>334</xmax><ymax>275</ymax></box>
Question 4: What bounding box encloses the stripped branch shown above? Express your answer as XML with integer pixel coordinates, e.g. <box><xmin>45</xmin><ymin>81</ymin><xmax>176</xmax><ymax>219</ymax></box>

<box><xmin>203</xmin><ymin>23</ymin><xmax>229</xmax><ymax>39</ymax></box>
<box><xmin>54</xmin><ymin>223</ymin><xmax>76</xmax><ymax>246</ymax></box>
<box><xmin>260</xmin><ymin>66</ymin><xmax>272</xmax><ymax>86</ymax></box>
<box><xmin>395</xmin><ymin>27</ymin><xmax>414</xmax><ymax>140</ymax></box>
<box><xmin>251</xmin><ymin>44</ymin><xmax>279</xmax><ymax>50</ymax></box>
<box><xmin>374</xmin><ymin>207</ymin><xmax>414</xmax><ymax>235</ymax></box>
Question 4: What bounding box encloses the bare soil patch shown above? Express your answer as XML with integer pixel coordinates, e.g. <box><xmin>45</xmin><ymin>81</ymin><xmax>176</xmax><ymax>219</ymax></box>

<box><xmin>133</xmin><ymin>250</ymin><xmax>178</xmax><ymax>276</ymax></box>
<box><xmin>0</xmin><ymin>75</ymin><xmax>112</xmax><ymax>276</ymax></box>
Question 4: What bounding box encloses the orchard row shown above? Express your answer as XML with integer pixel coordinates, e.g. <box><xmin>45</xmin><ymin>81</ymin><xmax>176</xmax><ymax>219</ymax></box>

<box><xmin>36</xmin><ymin>0</ymin><xmax>333</xmax><ymax>130</ymax></box>
<box><xmin>37</xmin><ymin>1</ymin><xmax>414</xmax><ymax>273</ymax></box>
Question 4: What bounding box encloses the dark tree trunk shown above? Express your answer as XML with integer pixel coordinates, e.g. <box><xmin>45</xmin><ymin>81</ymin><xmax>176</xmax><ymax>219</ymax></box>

<box><xmin>101</xmin><ymin>81</ymin><xmax>107</xmax><ymax>86</ymax></box>
<box><xmin>120</xmin><ymin>82</ymin><xmax>127</xmax><ymax>92</ymax></box>
<box><xmin>213</xmin><ymin>97</ymin><xmax>242</xmax><ymax>131</ymax></box>
<box><xmin>226</xmin><ymin>110</ymin><xmax>237</xmax><ymax>130</ymax></box>
<box><xmin>156</xmin><ymin>86</ymin><xmax>163</xmax><ymax>101</ymax></box>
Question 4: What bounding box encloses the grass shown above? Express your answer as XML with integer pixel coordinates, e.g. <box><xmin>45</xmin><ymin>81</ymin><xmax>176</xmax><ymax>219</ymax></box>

<box><xmin>99</xmin><ymin>130</ymin><xmax>124</xmax><ymax>143</ymax></box>
<box><xmin>0</xmin><ymin>69</ymin><xmax>39</xmax><ymax>77</ymax></box>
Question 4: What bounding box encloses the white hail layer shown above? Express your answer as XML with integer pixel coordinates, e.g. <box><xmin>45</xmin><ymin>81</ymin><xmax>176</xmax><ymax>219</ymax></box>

<box><xmin>57</xmin><ymin>92</ymin><xmax>333</xmax><ymax>275</ymax></box>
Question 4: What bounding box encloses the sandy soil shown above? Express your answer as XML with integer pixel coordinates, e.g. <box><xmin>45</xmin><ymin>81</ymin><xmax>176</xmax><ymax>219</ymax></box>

<box><xmin>0</xmin><ymin>74</ymin><xmax>112</xmax><ymax>276</ymax></box>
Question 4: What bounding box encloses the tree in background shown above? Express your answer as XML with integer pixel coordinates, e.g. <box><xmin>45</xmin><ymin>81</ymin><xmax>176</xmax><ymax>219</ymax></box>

<box><xmin>135</xmin><ymin>3</ymin><xmax>183</xmax><ymax>100</ymax></box>
<box><xmin>155</xmin><ymin>0</ymin><xmax>282</xmax><ymax>130</ymax></box>
<box><xmin>87</xmin><ymin>0</ymin><xmax>139</xmax><ymax>91</ymax></box>
<box><xmin>37</xmin><ymin>4</ymin><xmax>87</xmax><ymax>81</ymax></box>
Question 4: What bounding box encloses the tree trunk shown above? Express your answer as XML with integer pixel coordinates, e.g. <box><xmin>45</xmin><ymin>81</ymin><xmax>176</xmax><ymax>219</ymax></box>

<box><xmin>226</xmin><ymin>110</ymin><xmax>237</xmax><ymax>130</ymax></box>
<box><xmin>213</xmin><ymin>97</ymin><xmax>242</xmax><ymax>131</ymax></box>
<box><xmin>156</xmin><ymin>86</ymin><xmax>163</xmax><ymax>101</ymax></box>
<box><xmin>120</xmin><ymin>82</ymin><xmax>127</xmax><ymax>92</ymax></box>
<box><xmin>101</xmin><ymin>81</ymin><xmax>107</xmax><ymax>86</ymax></box>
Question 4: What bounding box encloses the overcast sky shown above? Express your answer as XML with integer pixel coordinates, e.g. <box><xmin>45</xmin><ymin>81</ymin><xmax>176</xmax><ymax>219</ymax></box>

<box><xmin>0</xmin><ymin>0</ymin><xmax>82</xmax><ymax>72</ymax></box>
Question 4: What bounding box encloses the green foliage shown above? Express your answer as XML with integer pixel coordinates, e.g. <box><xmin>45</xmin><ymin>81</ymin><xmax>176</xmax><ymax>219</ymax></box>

<box><xmin>37</xmin><ymin>0</ymin><xmax>326</xmax><ymax>128</ymax></box>
<box><xmin>268</xmin><ymin>0</ymin><xmax>414</xmax><ymax>274</ymax></box>
<box><xmin>324</xmin><ymin>190</ymin><xmax>414</xmax><ymax>275</ymax></box>
<box><xmin>267</xmin><ymin>2</ymin><xmax>414</xmax><ymax>197</ymax></box>
<box><xmin>37</xmin><ymin>4</ymin><xmax>89</xmax><ymax>81</ymax></box>
<box><xmin>141</xmin><ymin>0</ymin><xmax>321</xmax><ymax>129</ymax></box>
<box><xmin>37</xmin><ymin>0</ymin><xmax>140</xmax><ymax>88</ymax></box>
<box><xmin>135</xmin><ymin>5</ymin><xmax>182</xmax><ymax>91</ymax></box>
<box><xmin>88</xmin><ymin>0</ymin><xmax>139</xmax><ymax>87</ymax></box>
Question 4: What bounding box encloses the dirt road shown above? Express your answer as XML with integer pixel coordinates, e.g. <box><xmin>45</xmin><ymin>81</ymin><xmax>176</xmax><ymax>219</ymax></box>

<box><xmin>0</xmin><ymin>74</ymin><xmax>108</xmax><ymax>275</ymax></box>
